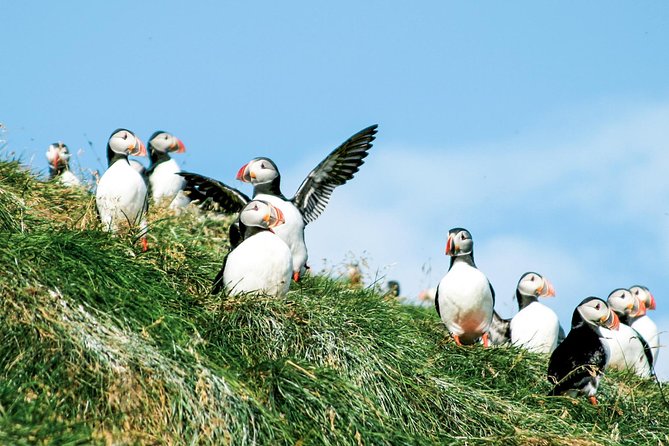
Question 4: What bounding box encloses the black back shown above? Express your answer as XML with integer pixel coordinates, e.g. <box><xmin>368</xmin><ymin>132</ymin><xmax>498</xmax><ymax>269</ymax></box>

<box><xmin>547</xmin><ymin>304</ymin><xmax>608</xmax><ymax>396</ymax></box>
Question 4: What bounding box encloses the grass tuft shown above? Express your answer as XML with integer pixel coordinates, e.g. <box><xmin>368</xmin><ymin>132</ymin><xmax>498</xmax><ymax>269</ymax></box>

<box><xmin>0</xmin><ymin>157</ymin><xmax>667</xmax><ymax>445</ymax></box>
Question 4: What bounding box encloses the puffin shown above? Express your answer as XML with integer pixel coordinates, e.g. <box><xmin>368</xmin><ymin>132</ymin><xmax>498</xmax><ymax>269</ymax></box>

<box><xmin>145</xmin><ymin>131</ymin><xmax>189</xmax><ymax>208</ymax></box>
<box><xmin>605</xmin><ymin>288</ymin><xmax>653</xmax><ymax>377</ymax></box>
<box><xmin>490</xmin><ymin>272</ymin><xmax>560</xmax><ymax>353</ymax></box>
<box><xmin>95</xmin><ymin>128</ymin><xmax>149</xmax><ymax>250</ymax></box>
<box><xmin>434</xmin><ymin>228</ymin><xmax>494</xmax><ymax>346</ymax></box>
<box><xmin>628</xmin><ymin>285</ymin><xmax>660</xmax><ymax>363</ymax></box>
<box><xmin>547</xmin><ymin>297</ymin><xmax>620</xmax><ymax>405</ymax></box>
<box><xmin>179</xmin><ymin>124</ymin><xmax>378</xmax><ymax>281</ymax></box>
<box><xmin>211</xmin><ymin>200</ymin><xmax>291</xmax><ymax>297</ymax></box>
<box><xmin>46</xmin><ymin>142</ymin><xmax>81</xmax><ymax>187</ymax></box>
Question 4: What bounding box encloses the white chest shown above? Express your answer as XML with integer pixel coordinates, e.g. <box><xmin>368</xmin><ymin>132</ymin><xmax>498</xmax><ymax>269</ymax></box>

<box><xmin>96</xmin><ymin>161</ymin><xmax>147</xmax><ymax>231</ymax></box>
<box><xmin>601</xmin><ymin>324</ymin><xmax>651</xmax><ymax>377</ymax></box>
<box><xmin>630</xmin><ymin>315</ymin><xmax>660</xmax><ymax>363</ymax></box>
<box><xmin>436</xmin><ymin>262</ymin><xmax>493</xmax><ymax>341</ymax></box>
<box><xmin>510</xmin><ymin>302</ymin><xmax>559</xmax><ymax>354</ymax></box>
<box><xmin>254</xmin><ymin>193</ymin><xmax>307</xmax><ymax>274</ymax></box>
<box><xmin>149</xmin><ymin>159</ymin><xmax>186</xmax><ymax>203</ymax></box>
<box><xmin>223</xmin><ymin>231</ymin><xmax>292</xmax><ymax>297</ymax></box>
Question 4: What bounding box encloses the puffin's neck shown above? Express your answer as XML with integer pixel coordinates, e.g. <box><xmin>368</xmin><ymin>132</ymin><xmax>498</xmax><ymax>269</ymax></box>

<box><xmin>253</xmin><ymin>175</ymin><xmax>284</xmax><ymax>198</ymax></box>
<box><xmin>242</xmin><ymin>225</ymin><xmax>272</xmax><ymax>240</ymax></box>
<box><xmin>106</xmin><ymin>146</ymin><xmax>128</xmax><ymax>167</ymax></box>
<box><xmin>149</xmin><ymin>148</ymin><xmax>171</xmax><ymax>167</ymax></box>
<box><xmin>618</xmin><ymin>313</ymin><xmax>632</xmax><ymax>326</ymax></box>
<box><xmin>516</xmin><ymin>291</ymin><xmax>538</xmax><ymax>310</ymax></box>
<box><xmin>449</xmin><ymin>253</ymin><xmax>476</xmax><ymax>270</ymax></box>
<box><xmin>49</xmin><ymin>165</ymin><xmax>68</xmax><ymax>178</ymax></box>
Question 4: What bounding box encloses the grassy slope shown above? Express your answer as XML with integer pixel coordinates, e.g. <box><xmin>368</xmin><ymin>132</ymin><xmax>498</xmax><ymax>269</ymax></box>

<box><xmin>0</xmin><ymin>159</ymin><xmax>667</xmax><ymax>446</ymax></box>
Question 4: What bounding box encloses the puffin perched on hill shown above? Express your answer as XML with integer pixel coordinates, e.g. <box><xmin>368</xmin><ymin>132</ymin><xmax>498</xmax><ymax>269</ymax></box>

<box><xmin>46</xmin><ymin>142</ymin><xmax>81</xmax><ymax>187</ymax></box>
<box><xmin>145</xmin><ymin>131</ymin><xmax>189</xmax><ymax>208</ymax></box>
<box><xmin>547</xmin><ymin>297</ymin><xmax>620</xmax><ymax>405</ymax></box>
<box><xmin>212</xmin><ymin>200</ymin><xmax>291</xmax><ymax>297</ymax></box>
<box><xmin>179</xmin><ymin>124</ymin><xmax>378</xmax><ymax>281</ymax></box>
<box><xmin>489</xmin><ymin>272</ymin><xmax>560</xmax><ymax>353</ymax></box>
<box><xmin>628</xmin><ymin>285</ymin><xmax>660</xmax><ymax>363</ymax></box>
<box><xmin>605</xmin><ymin>288</ymin><xmax>652</xmax><ymax>377</ymax></box>
<box><xmin>434</xmin><ymin>228</ymin><xmax>494</xmax><ymax>346</ymax></box>
<box><xmin>95</xmin><ymin>128</ymin><xmax>149</xmax><ymax>250</ymax></box>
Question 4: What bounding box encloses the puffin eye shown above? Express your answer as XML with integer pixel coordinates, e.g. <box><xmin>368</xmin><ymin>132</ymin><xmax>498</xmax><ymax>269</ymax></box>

<box><xmin>530</xmin><ymin>276</ymin><xmax>535</xmax><ymax>281</ymax></box>
<box><xmin>594</xmin><ymin>303</ymin><xmax>601</xmax><ymax>310</ymax></box>
<box><xmin>122</xmin><ymin>133</ymin><xmax>128</xmax><ymax>140</ymax></box>
<box><xmin>261</xmin><ymin>163</ymin><xmax>266</xmax><ymax>169</ymax></box>
<box><xmin>461</xmin><ymin>233</ymin><xmax>466</xmax><ymax>240</ymax></box>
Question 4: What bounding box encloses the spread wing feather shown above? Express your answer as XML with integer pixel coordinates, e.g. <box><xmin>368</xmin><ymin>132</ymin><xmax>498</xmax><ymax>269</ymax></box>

<box><xmin>178</xmin><ymin>172</ymin><xmax>250</xmax><ymax>213</ymax></box>
<box><xmin>292</xmin><ymin>124</ymin><xmax>378</xmax><ymax>224</ymax></box>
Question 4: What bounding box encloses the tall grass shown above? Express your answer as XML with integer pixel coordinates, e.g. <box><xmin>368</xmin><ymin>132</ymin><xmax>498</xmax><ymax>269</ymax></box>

<box><xmin>0</xmin><ymin>158</ymin><xmax>667</xmax><ymax>445</ymax></box>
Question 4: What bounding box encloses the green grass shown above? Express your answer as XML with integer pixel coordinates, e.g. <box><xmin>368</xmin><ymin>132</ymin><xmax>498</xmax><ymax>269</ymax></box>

<box><xmin>0</xmin><ymin>158</ymin><xmax>668</xmax><ymax>445</ymax></box>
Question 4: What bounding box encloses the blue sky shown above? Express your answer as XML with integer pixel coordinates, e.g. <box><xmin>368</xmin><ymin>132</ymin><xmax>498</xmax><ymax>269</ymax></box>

<box><xmin>2</xmin><ymin>2</ymin><xmax>669</xmax><ymax>377</ymax></box>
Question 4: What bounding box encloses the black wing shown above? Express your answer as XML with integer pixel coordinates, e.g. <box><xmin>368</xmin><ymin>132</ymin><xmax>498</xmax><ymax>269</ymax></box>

<box><xmin>178</xmin><ymin>171</ymin><xmax>250</xmax><ymax>213</ymax></box>
<box><xmin>434</xmin><ymin>286</ymin><xmax>441</xmax><ymax>317</ymax></box>
<box><xmin>211</xmin><ymin>253</ymin><xmax>230</xmax><ymax>295</ymax></box>
<box><xmin>292</xmin><ymin>124</ymin><xmax>378</xmax><ymax>224</ymax></box>
<box><xmin>489</xmin><ymin>310</ymin><xmax>511</xmax><ymax>345</ymax></box>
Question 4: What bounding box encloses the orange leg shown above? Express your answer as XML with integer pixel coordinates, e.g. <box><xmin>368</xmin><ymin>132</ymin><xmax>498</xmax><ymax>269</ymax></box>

<box><xmin>453</xmin><ymin>335</ymin><xmax>463</xmax><ymax>346</ymax></box>
<box><xmin>141</xmin><ymin>237</ymin><xmax>149</xmax><ymax>252</ymax></box>
<box><xmin>293</xmin><ymin>271</ymin><xmax>300</xmax><ymax>282</ymax></box>
<box><xmin>588</xmin><ymin>396</ymin><xmax>598</xmax><ymax>406</ymax></box>
<box><xmin>482</xmin><ymin>332</ymin><xmax>490</xmax><ymax>348</ymax></box>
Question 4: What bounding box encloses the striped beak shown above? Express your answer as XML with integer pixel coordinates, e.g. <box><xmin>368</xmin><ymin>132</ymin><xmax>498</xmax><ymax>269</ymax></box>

<box><xmin>263</xmin><ymin>204</ymin><xmax>285</xmax><ymax>231</ymax></box>
<box><xmin>174</xmin><ymin>138</ymin><xmax>186</xmax><ymax>153</ymax></box>
<box><xmin>601</xmin><ymin>309</ymin><xmax>620</xmax><ymax>331</ymax></box>
<box><xmin>445</xmin><ymin>234</ymin><xmax>455</xmax><ymax>256</ymax></box>
<box><xmin>130</xmin><ymin>137</ymin><xmax>147</xmax><ymax>157</ymax></box>
<box><xmin>537</xmin><ymin>278</ymin><xmax>556</xmax><ymax>298</ymax></box>
<box><xmin>236</xmin><ymin>162</ymin><xmax>252</xmax><ymax>182</ymax></box>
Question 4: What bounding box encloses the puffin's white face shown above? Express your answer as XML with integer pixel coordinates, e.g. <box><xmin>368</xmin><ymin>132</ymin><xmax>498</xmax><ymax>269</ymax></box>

<box><xmin>149</xmin><ymin>132</ymin><xmax>186</xmax><ymax>154</ymax></box>
<box><xmin>46</xmin><ymin>142</ymin><xmax>71</xmax><ymax>169</ymax></box>
<box><xmin>517</xmin><ymin>272</ymin><xmax>555</xmax><ymax>298</ymax></box>
<box><xmin>577</xmin><ymin>298</ymin><xmax>619</xmax><ymax>330</ymax></box>
<box><xmin>239</xmin><ymin>200</ymin><xmax>285</xmax><ymax>229</ymax></box>
<box><xmin>445</xmin><ymin>228</ymin><xmax>473</xmax><ymax>257</ymax></box>
<box><xmin>108</xmin><ymin>129</ymin><xmax>146</xmax><ymax>157</ymax></box>
<box><xmin>237</xmin><ymin>158</ymin><xmax>279</xmax><ymax>184</ymax></box>
<box><xmin>607</xmin><ymin>288</ymin><xmax>640</xmax><ymax>316</ymax></box>
<box><xmin>630</xmin><ymin>285</ymin><xmax>656</xmax><ymax>312</ymax></box>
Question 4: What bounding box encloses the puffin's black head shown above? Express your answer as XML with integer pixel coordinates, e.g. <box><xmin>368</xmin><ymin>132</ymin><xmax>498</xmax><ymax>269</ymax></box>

<box><xmin>148</xmin><ymin>130</ymin><xmax>186</xmax><ymax>155</ymax></box>
<box><xmin>445</xmin><ymin>227</ymin><xmax>473</xmax><ymax>257</ymax></box>
<box><xmin>517</xmin><ymin>272</ymin><xmax>555</xmax><ymax>298</ymax></box>
<box><xmin>239</xmin><ymin>200</ymin><xmax>285</xmax><ymax>231</ymax></box>
<box><xmin>46</xmin><ymin>141</ymin><xmax>71</xmax><ymax>172</ymax></box>
<box><xmin>571</xmin><ymin>297</ymin><xmax>620</xmax><ymax>331</ymax></box>
<box><xmin>629</xmin><ymin>285</ymin><xmax>656</xmax><ymax>312</ymax></box>
<box><xmin>606</xmin><ymin>288</ymin><xmax>644</xmax><ymax>318</ymax></box>
<box><xmin>106</xmin><ymin>128</ymin><xmax>146</xmax><ymax>165</ymax></box>
<box><xmin>236</xmin><ymin>157</ymin><xmax>280</xmax><ymax>185</ymax></box>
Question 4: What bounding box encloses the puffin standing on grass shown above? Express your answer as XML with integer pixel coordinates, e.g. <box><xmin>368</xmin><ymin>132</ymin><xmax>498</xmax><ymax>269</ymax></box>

<box><xmin>212</xmin><ymin>200</ymin><xmax>291</xmax><ymax>297</ymax></box>
<box><xmin>605</xmin><ymin>288</ymin><xmax>653</xmax><ymax>377</ymax></box>
<box><xmin>179</xmin><ymin>124</ymin><xmax>378</xmax><ymax>281</ymax></box>
<box><xmin>490</xmin><ymin>272</ymin><xmax>560</xmax><ymax>353</ymax></box>
<box><xmin>547</xmin><ymin>297</ymin><xmax>620</xmax><ymax>405</ymax></box>
<box><xmin>628</xmin><ymin>285</ymin><xmax>660</xmax><ymax>363</ymax></box>
<box><xmin>46</xmin><ymin>142</ymin><xmax>81</xmax><ymax>187</ymax></box>
<box><xmin>145</xmin><ymin>130</ymin><xmax>189</xmax><ymax>208</ymax></box>
<box><xmin>95</xmin><ymin>128</ymin><xmax>149</xmax><ymax>250</ymax></box>
<box><xmin>434</xmin><ymin>228</ymin><xmax>494</xmax><ymax>346</ymax></box>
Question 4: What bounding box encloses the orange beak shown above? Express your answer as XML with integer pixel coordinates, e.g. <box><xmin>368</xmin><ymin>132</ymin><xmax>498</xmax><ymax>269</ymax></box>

<box><xmin>634</xmin><ymin>298</ymin><xmax>647</xmax><ymax>317</ymax></box>
<box><xmin>175</xmin><ymin>138</ymin><xmax>186</xmax><ymax>153</ymax></box>
<box><xmin>647</xmin><ymin>292</ymin><xmax>657</xmax><ymax>311</ymax></box>
<box><xmin>263</xmin><ymin>204</ymin><xmax>285</xmax><ymax>230</ymax></box>
<box><xmin>236</xmin><ymin>163</ymin><xmax>250</xmax><ymax>182</ymax></box>
<box><xmin>537</xmin><ymin>278</ymin><xmax>556</xmax><ymax>298</ymax></box>
<box><xmin>602</xmin><ymin>310</ymin><xmax>620</xmax><ymax>331</ymax></box>
<box><xmin>131</xmin><ymin>137</ymin><xmax>147</xmax><ymax>157</ymax></box>
<box><xmin>53</xmin><ymin>152</ymin><xmax>60</xmax><ymax>169</ymax></box>
<box><xmin>445</xmin><ymin>235</ymin><xmax>454</xmax><ymax>256</ymax></box>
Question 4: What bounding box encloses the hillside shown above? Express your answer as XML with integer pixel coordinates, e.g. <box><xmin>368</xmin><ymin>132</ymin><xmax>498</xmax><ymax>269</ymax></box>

<box><xmin>0</xmin><ymin>158</ymin><xmax>667</xmax><ymax>446</ymax></box>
